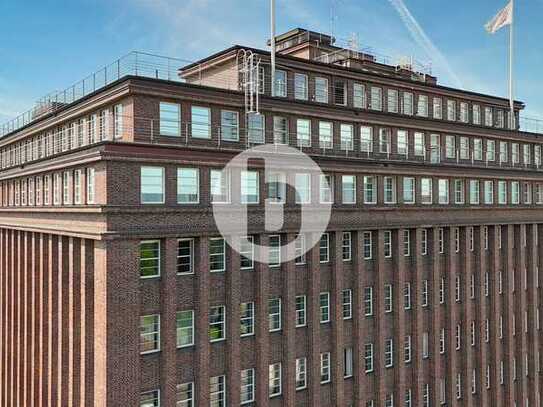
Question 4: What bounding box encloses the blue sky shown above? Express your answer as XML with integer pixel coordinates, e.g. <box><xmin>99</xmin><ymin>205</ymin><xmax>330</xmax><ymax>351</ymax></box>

<box><xmin>1</xmin><ymin>0</ymin><xmax>543</xmax><ymax>124</ymax></box>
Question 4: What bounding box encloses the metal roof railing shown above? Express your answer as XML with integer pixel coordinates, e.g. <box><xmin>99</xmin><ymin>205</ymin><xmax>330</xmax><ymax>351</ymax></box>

<box><xmin>0</xmin><ymin>51</ymin><xmax>191</xmax><ymax>138</ymax></box>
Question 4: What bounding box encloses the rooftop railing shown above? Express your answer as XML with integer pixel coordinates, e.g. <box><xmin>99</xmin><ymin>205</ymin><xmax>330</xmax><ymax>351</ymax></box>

<box><xmin>0</xmin><ymin>52</ymin><xmax>191</xmax><ymax>138</ymax></box>
<box><xmin>1</xmin><ymin>50</ymin><xmax>543</xmax><ymax>138</ymax></box>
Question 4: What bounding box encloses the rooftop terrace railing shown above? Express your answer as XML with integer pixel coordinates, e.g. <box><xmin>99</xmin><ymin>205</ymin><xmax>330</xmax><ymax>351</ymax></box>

<box><xmin>0</xmin><ymin>52</ymin><xmax>191</xmax><ymax>138</ymax></box>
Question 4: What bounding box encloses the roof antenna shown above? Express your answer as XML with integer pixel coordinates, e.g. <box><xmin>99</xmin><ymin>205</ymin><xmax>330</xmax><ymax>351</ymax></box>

<box><xmin>330</xmin><ymin>0</ymin><xmax>342</xmax><ymax>42</ymax></box>
<box><xmin>270</xmin><ymin>0</ymin><xmax>276</xmax><ymax>97</ymax></box>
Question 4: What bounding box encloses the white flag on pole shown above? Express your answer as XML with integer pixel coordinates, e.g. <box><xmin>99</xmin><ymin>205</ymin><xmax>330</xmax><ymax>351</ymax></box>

<box><xmin>485</xmin><ymin>1</ymin><xmax>513</xmax><ymax>34</ymax></box>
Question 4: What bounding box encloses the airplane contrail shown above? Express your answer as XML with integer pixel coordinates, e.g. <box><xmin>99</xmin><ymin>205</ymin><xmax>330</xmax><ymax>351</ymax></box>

<box><xmin>387</xmin><ymin>0</ymin><xmax>464</xmax><ymax>89</ymax></box>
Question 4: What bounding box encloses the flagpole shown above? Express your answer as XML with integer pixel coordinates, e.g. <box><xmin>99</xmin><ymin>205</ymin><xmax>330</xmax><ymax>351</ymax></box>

<box><xmin>509</xmin><ymin>0</ymin><xmax>514</xmax><ymax>129</ymax></box>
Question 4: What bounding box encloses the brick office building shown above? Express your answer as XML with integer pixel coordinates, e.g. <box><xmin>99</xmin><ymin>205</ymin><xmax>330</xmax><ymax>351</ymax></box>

<box><xmin>0</xmin><ymin>27</ymin><xmax>542</xmax><ymax>406</ymax></box>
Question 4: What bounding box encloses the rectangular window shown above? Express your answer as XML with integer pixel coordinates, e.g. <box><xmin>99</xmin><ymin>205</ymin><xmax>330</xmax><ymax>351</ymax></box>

<box><xmin>73</xmin><ymin>170</ymin><xmax>82</xmax><ymax>204</ymax></box>
<box><xmin>267</xmin><ymin>172</ymin><xmax>286</xmax><ymax>204</ymax></box>
<box><xmin>140</xmin><ymin>240</ymin><xmax>160</xmax><ymax>278</ymax></box>
<box><xmin>295</xmin><ymin>295</ymin><xmax>306</xmax><ymax>327</ymax></box>
<box><xmin>318</xmin><ymin>121</ymin><xmax>333</xmax><ymax>149</ymax></box>
<box><xmin>512</xmin><ymin>181</ymin><xmax>520</xmax><ymax>204</ymax></box>
<box><xmin>370</xmin><ymin>87</ymin><xmax>382</xmax><ymax>111</ymax></box>
<box><xmin>247</xmin><ymin>113</ymin><xmax>265</xmax><ymax>144</ymax></box>
<box><xmin>296</xmin><ymin>118</ymin><xmax>311</xmax><ymax>147</ymax></box>
<box><xmin>342</xmin><ymin>232</ymin><xmax>352</xmax><ymax>261</ymax></box>
<box><xmin>320</xmin><ymin>292</ymin><xmax>330</xmax><ymax>323</ymax></box>
<box><xmin>384</xmin><ymin>338</ymin><xmax>394</xmax><ymax>367</ymax></box>
<box><xmin>344</xmin><ymin>347</ymin><xmax>353</xmax><ymax>378</ymax></box>
<box><xmin>460</xmin><ymin>102</ymin><xmax>469</xmax><ymax>122</ymax></box>
<box><xmin>62</xmin><ymin>172</ymin><xmax>71</xmax><ymax>204</ymax></box>
<box><xmin>140</xmin><ymin>314</ymin><xmax>160</xmax><ymax>353</ymax></box>
<box><xmin>141</xmin><ymin>166</ymin><xmax>164</xmax><ymax>204</ymax></box>
<box><xmin>239</xmin><ymin>236</ymin><xmax>254</xmax><ymax>270</ymax></box>
<box><xmin>459</xmin><ymin>137</ymin><xmax>469</xmax><ymax>160</ymax></box>
<box><xmin>397</xmin><ymin>129</ymin><xmax>408</xmax><ymax>156</ymax></box>
<box><xmin>86</xmin><ymin>168</ymin><xmax>95</xmax><ymax>204</ymax></box>
<box><xmin>363</xmin><ymin>232</ymin><xmax>373</xmax><ymax>259</ymax></box>
<box><xmin>177</xmin><ymin>168</ymin><xmax>199</xmax><ymax>204</ymax></box>
<box><xmin>296</xmin><ymin>235</ymin><xmax>306</xmax><ymax>265</ymax></box>
<box><xmin>342</xmin><ymin>288</ymin><xmax>353</xmax><ymax>319</ymax></box>
<box><xmin>384</xmin><ymin>284</ymin><xmax>393</xmax><ymax>313</ymax></box>
<box><xmin>274</xmin><ymin>70</ymin><xmax>287</xmax><ymax>97</ymax></box>
<box><xmin>402</xmin><ymin>230</ymin><xmax>411</xmax><ymax>258</ymax></box>
<box><xmin>340</xmin><ymin>124</ymin><xmax>354</xmax><ymax>151</ymax></box>
<box><xmin>294</xmin><ymin>73</ymin><xmax>308</xmax><ymax>100</ymax></box>
<box><xmin>403</xmin><ymin>177</ymin><xmax>415</xmax><ymax>204</ymax></box>
<box><xmin>334</xmin><ymin>81</ymin><xmax>347</xmax><ymax>105</ymax></box>
<box><xmin>321</xmin><ymin>353</ymin><xmax>331</xmax><ymax>383</ymax></box>
<box><xmin>220</xmin><ymin>110</ymin><xmax>239</xmax><ymax>142</ymax></box>
<box><xmin>487</xmin><ymin>140</ymin><xmax>496</xmax><ymax>162</ymax></box>
<box><xmin>498</xmin><ymin>181</ymin><xmax>507</xmax><ymax>204</ymax></box>
<box><xmin>269</xmin><ymin>235</ymin><xmax>281</xmax><ymax>267</ymax></box>
<box><xmin>414</xmin><ymin>132</ymin><xmax>425</xmax><ymax>157</ymax></box>
<box><xmin>384</xmin><ymin>231</ymin><xmax>392</xmax><ymax>258</ymax></box>
<box><xmin>241</xmin><ymin>171</ymin><xmax>259</xmax><ymax>204</ymax></box>
<box><xmin>379</xmin><ymin>128</ymin><xmax>391</xmax><ymax>153</ymax></box>
<box><xmin>404</xmin><ymin>282</ymin><xmax>411</xmax><ymax>308</ymax></box>
<box><xmin>210</xmin><ymin>169</ymin><xmax>230</xmax><ymax>203</ymax></box>
<box><xmin>191</xmin><ymin>106</ymin><xmax>211</xmax><ymax>139</ymax></box>
<box><xmin>387</xmin><ymin>89</ymin><xmax>399</xmax><ymax>113</ymax></box>
<box><xmin>353</xmin><ymin>83</ymin><xmax>366</xmax><ymax>108</ymax></box>
<box><xmin>384</xmin><ymin>177</ymin><xmax>396</xmax><ymax>204</ymax></box>
<box><xmin>320</xmin><ymin>174</ymin><xmax>333</xmax><ymax>204</ymax></box>
<box><xmin>319</xmin><ymin>233</ymin><xmax>330</xmax><ymax>263</ymax></box>
<box><xmin>240</xmin><ymin>369</ymin><xmax>255</xmax><ymax>404</ymax></box>
<box><xmin>469</xmin><ymin>180</ymin><xmax>480</xmax><ymax>204</ymax></box>
<box><xmin>295</xmin><ymin>358</ymin><xmax>307</xmax><ymax>390</ymax></box>
<box><xmin>315</xmin><ymin>77</ymin><xmax>329</xmax><ymax>103</ymax></box>
<box><xmin>403</xmin><ymin>92</ymin><xmax>413</xmax><ymax>115</ymax></box>
<box><xmin>484</xmin><ymin>180</ymin><xmax>494</xmax><ymax>204</ymax></box>
<box><xmin>473</xmin><ymin>139</ymin><xmax>483</xmax><ymax>160</ymax></box>
<box><xmin>500</xmin><ymin>141</ymin><xmax>508</xmax><ymax>163</ymax></box>
<box><xmin>360</xmin><ymin>125</ymin><xmax>373</xmax><ymax>153</ymax></box>
<box><xmin>210</xmin><ymin>375</ymin><xmax>226</xmax><ymax>407</ymax></box>
<box><xmin>295</xmin><ymin>173</ymin><xmax>311</xmax><ymax>204</ymax></box>
<box><xmin>209</xmin><ymin>238</ymin><xmax>226</xmax><ymax>272</ymax></box>
<box><xmin>485</xmin><ymin>107</ymin><xmax>493</xmax><ymax>127</ymax></box>
<box><xmin>363</xmin><ymin>176</ymin><xmax>377</xmax><ymax>204</ymax></box>
<box><xmin>364</xmin><ymin>286</ymin><xmax>373</xmax><ymax>316</ymax></box>
<box><xmin>454</xmin><ymin>179</ymin><xmax>465</xmax><ymax>204</ymax></box>
<box><xmin>438</xmin><ymin>179</ymin><xmax>449</xmax><ymax>204</ymax></box>
<box><xmin>430</xmin><ymin>133</ymin><xmax>441</xmax><ymax>163</ymax></box>
<box><xmin>176</xmin><ymin>310</ymin><xmax>194</xmax><ymax>348</ymax></box>
<box><xmin>421</xmin><ymin>178</ymin><xmax>433</xmax><ymax>204</ymax></box>
<box><xmin>433</xmin><ymin>97</ymin><xmax>442</xmax><ymax>119</ymax></box>
<box><xmin>209</xmin><ymin>306</ymin><xmax>226</xmax><ymax>342</ymax></box>
<box><xmin>404</xmin><ymin>335</ymin><xmax>412</xmax><ymax>363</ymax></box>
<box><xmin>445</xmin><ymin>135</ymin><xmax>456</xmax><ymax>159</ymax></box>
<box><xmin>524</xmin><ymin>144</ymin><xmax>531</xmax><ymax>166</ymax></box>
<box><xmin>417</xmin><ymin>95</ymin><xmax>428</xmax><ymax>117</ymax></box>
<box><xmin>422</xmin><ymin>280</ymin><xmax>429</xmax><ymax>306</ymax></box>
<box><xmin>447</xmin><ymin>100</ymin><xmax>456</xmax><ymax>121</ymax></box>
<box><xmin>273</xmin><ymin>116</ymin><xmax>288</xmax><ymax>145</ymax></box>
<box><xmin>160</xmin><ymin>102</ymin><xmax>181</xmax><ymax>136</ymax></box>
<box><xmin>240</xmin><ymin>302</ymin><xmax>255</xmax><ymax>336</ymax></box>
<box><xmin>177</xmin><ymin>239</ymin><xmax>193</xmax><ymax>274</ymax></box>
<box><xmin>269</xmin><ymin>298</ymin><xmax>281</xmax><ymax>331</ymax></box>
<box><xmin>176</xmin><ymin>382</ymin><xmax>194</xmax><ymax>407</ymax></box>
<box><xmin>141</xmin><ymin>390</ymin><xmax>160</xmax><ymax>407</ymax></box>
<box><xmin>512</xmin><ymin>143</ymin><xmax>520</xmax><ymax>164</ymax></box>
<box><xmin>364</xmin><ymin>343</ymin><xmax>374</xmax><ymax>372</ymax></box>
